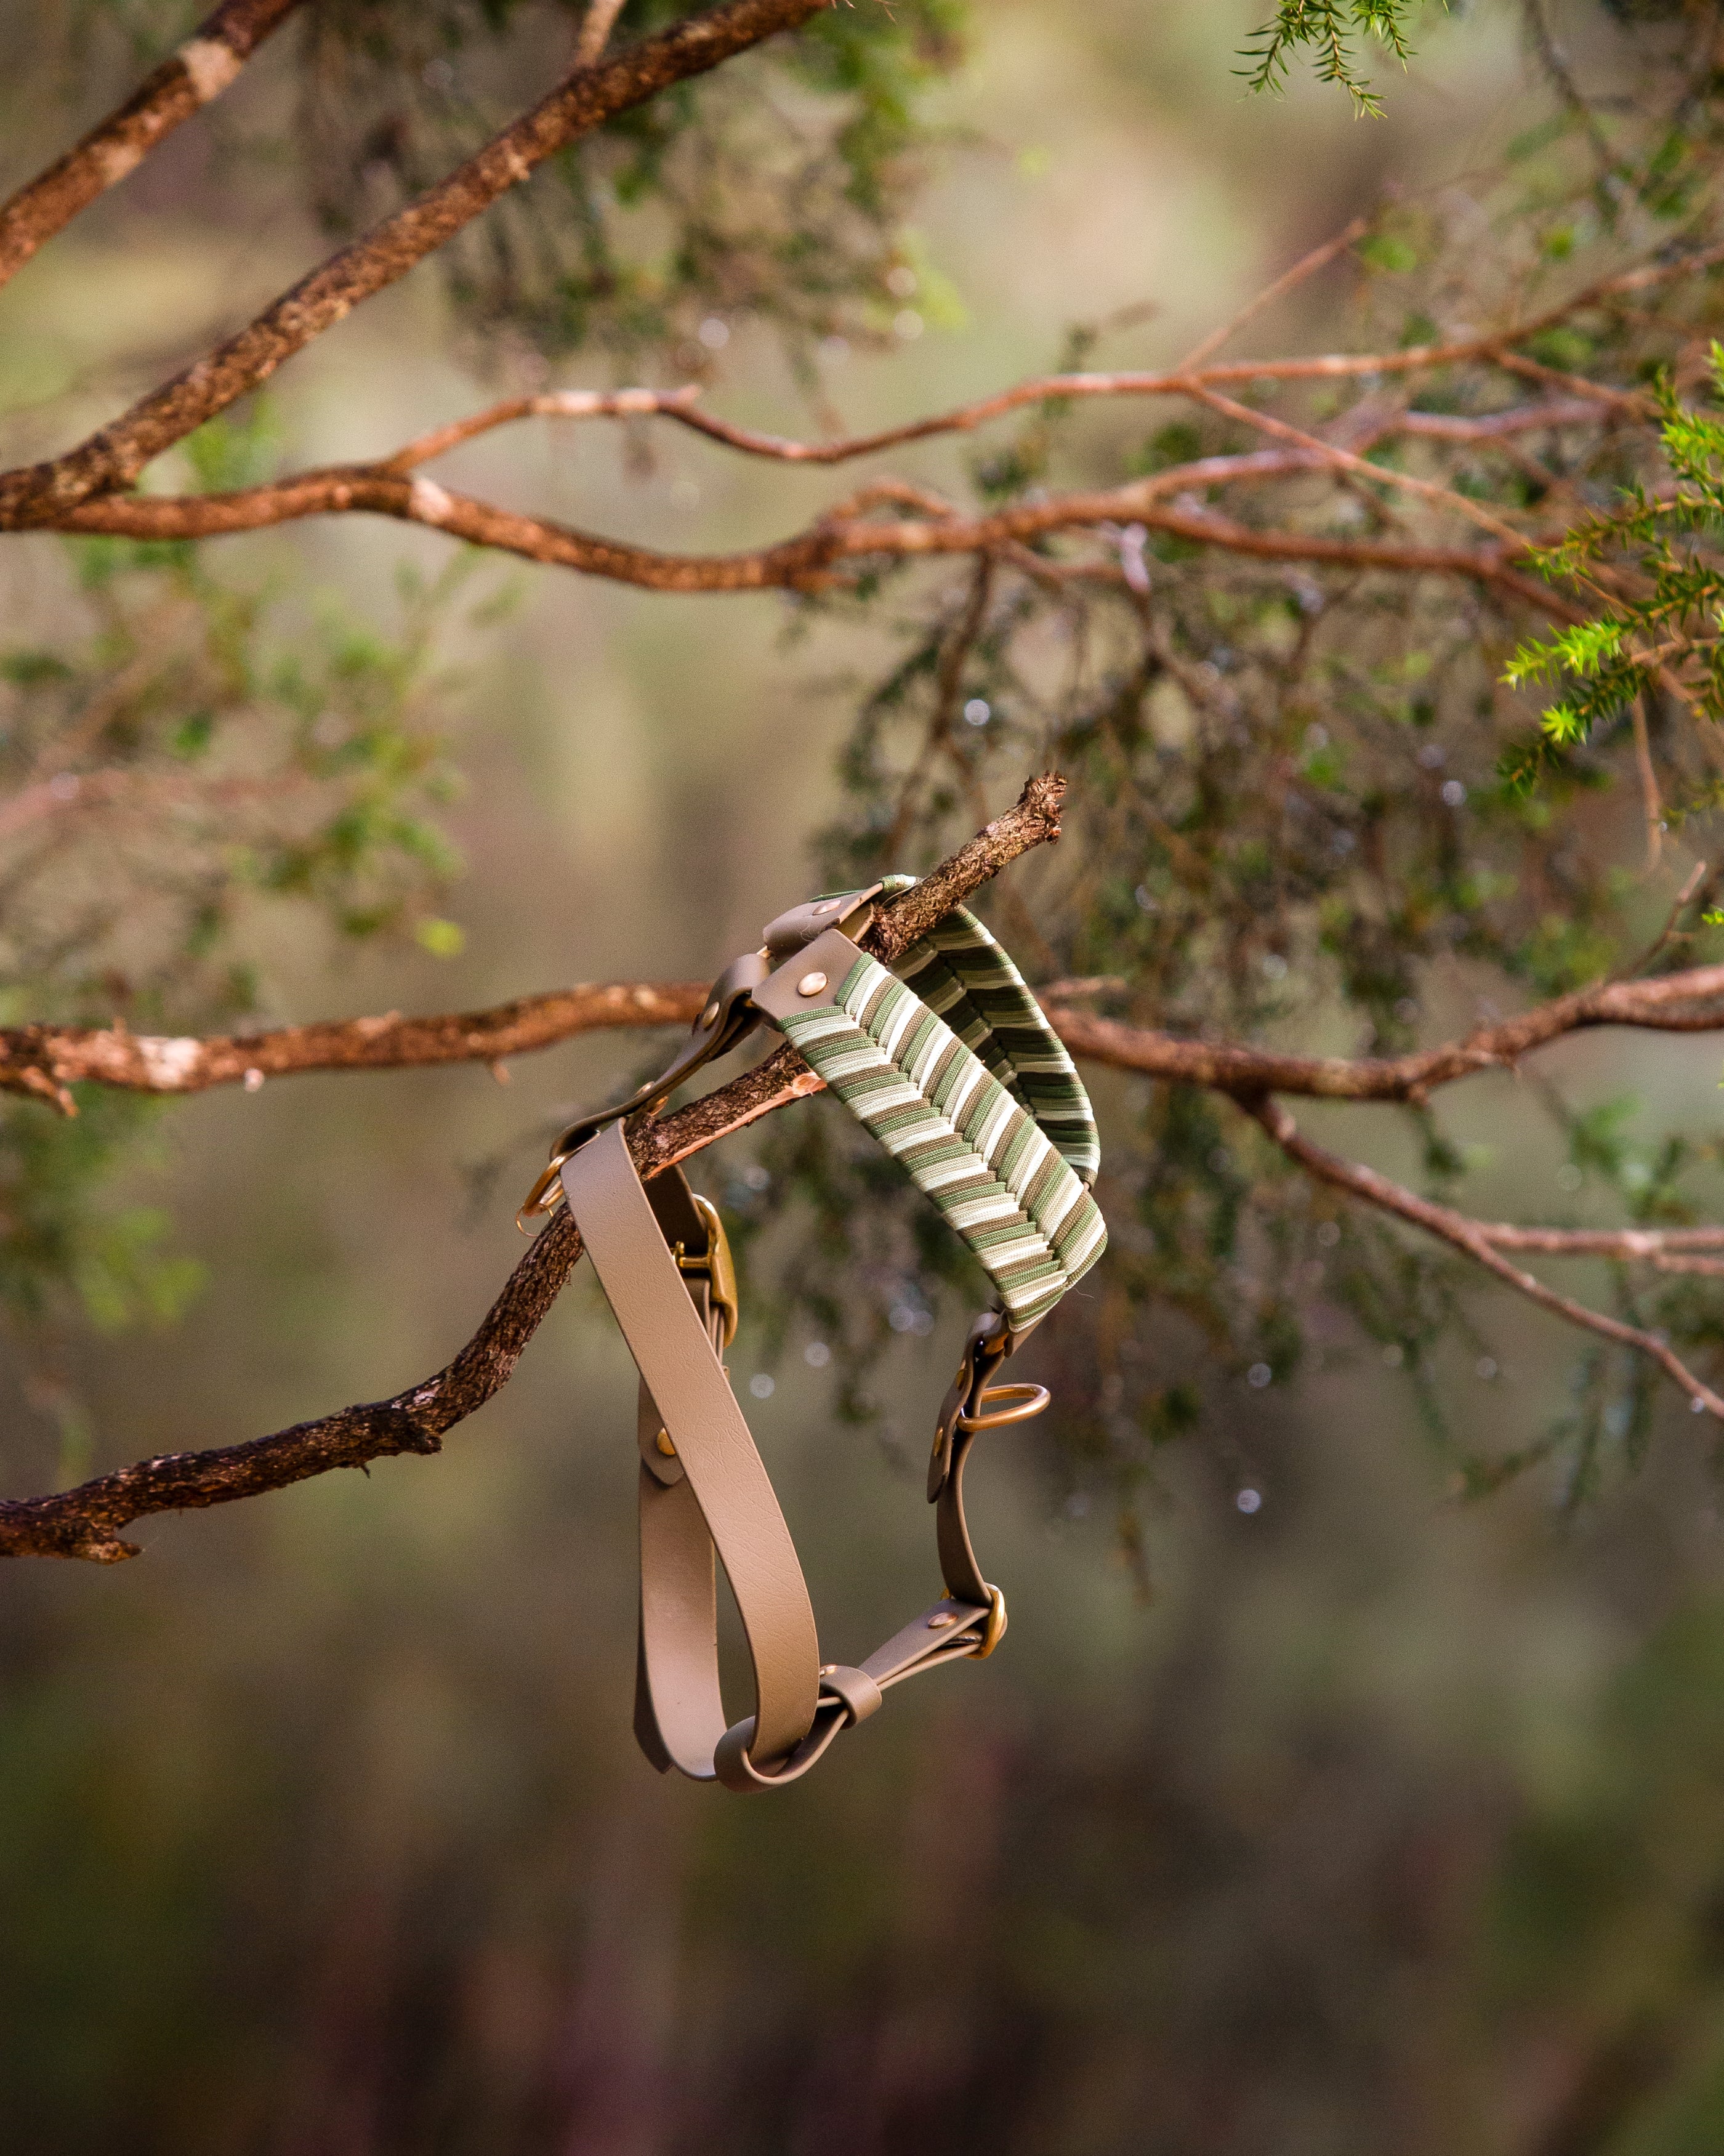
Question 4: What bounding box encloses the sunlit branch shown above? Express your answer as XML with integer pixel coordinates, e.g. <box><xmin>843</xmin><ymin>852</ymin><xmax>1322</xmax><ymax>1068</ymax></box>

<box><xmin>0</xmin><ymin>209</ymin><xmax>1703</xmax><ymax>531</ymax></box>
<box><xmin>376</xmin><ymin>378</ymin><xmax>1616</xmax><ymax>475</ymax></box>
<box><xmin>1047</xmin><ymin>961</ymin><xmax>1724</xmax><ymax>1104</ymax></box>
<box><xmin>44</xmin><ymin>464</ymin><xmax>1577</xmax><ymax>617</ymax></box>
<box><xmin>0</xmin><ymin>773</ymin><xmax>1066</xmax><ymax>1564</ymax></box>
<box><xmin>14</xmin><ymin>878</ymin><xmax>1724</xmax><ymax>1118</ymax></box>
<box><xmin>0</xmin><ymin>0</ymin><xmax>834</xmax><ymax>529</ymax></box>
<box><xmin>0</xmin><ymin>982</ymin><xmax>711</xmax><ymax>1112</ymax></box>
<box><xmin>0</xmin><ymin>0</ymin><xmax>303</xmax><ymax>294</ymax></box>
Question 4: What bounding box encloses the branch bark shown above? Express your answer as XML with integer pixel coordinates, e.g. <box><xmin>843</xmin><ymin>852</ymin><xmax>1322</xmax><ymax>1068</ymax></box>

<box><xmin>45</xmin><ymin>463</ymin><xmax>1576</xmax><ymax>616</ymax></box>
<box><xmin>0</xmin><ymin>0</ymin><xmax>834</xmax><ymax>529</ymax></box>
<box><xmin>0</xmin><ymin>772</ymin><xmax>1064</xmax><ymax>1564</ymax></box>
<box><xmin>0</xmin><ymin>0</ymin><xmax>303</xmax><ymax>293</ymax></box>
<box><xmin>0</xmin><ymin>981</ymin><xmax>710</xmax><ymax>1108</ymax></box>
<box><xmin>1047</xmin><ymin>963</ymin><xmax>1724</xmax><ymax>1104</ymax></box>
<box><xmin>4</xmin><ymin>860</ymin><xmax>1720</xmax><ymax>1113</ymax></box>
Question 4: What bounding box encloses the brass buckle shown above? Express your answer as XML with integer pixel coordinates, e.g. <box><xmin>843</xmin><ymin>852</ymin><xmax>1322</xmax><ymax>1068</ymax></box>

<box><xmin>675</xmin><ymin>1192</ymin><xmax>739</xmax><ymax>1350</ymax></box>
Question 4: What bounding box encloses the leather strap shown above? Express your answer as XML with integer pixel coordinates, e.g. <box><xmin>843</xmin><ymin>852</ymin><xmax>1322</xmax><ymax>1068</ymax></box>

<box><xmin>563</xmin><ymin>1121</ymin><xmax>819</xmax><ymax>1771</ymax></box>
<box><xmin>560</xmin><ymin>1120</ymin><xmax>1026</xmax><ymax>1793</ymax></box>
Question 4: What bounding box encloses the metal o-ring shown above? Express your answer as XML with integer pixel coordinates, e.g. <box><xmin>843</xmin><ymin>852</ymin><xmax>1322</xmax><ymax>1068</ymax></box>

<box><xmin>956</xmin><ymin>1381</ymin><xmax>1051</xmax><ymax>1432</ymax></box>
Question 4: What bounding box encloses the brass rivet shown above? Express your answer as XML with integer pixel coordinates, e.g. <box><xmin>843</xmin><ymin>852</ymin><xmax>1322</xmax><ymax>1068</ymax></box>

<box><xmin>813</xmin><ymin>900</ymin><xmax>839</xmax><ymax>915</ymax></box>
<box><xmin>699</xmin><ymin>1002</ymin><xmax>719</xmax><ymax>1028</ymax></box>
<box><xmin>655</xmin><ymin>1429</ymin><xmax>677</xmax><ymax>1458</ymax></box>
<box><xmin>819</xmin><ymin>1663</ymin><xmax>838</xmax><ymax>1676</ymax></box>
<box><xmin>927</xmin><ymin>1612</ymin><xmax>957</xmax><ymax>1629</ymax></box>
<box><xmin>797</xmin><ymin>971</ymin><xmax>828</xmax><ymax>998</ymax></box>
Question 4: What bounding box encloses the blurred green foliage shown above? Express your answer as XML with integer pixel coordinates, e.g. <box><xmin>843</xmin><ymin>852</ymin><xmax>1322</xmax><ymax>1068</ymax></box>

<box><xmin>297</xmin><ymin>0</ymin><xmax>967</xmax><ymax>378</ymax></box>
<box><xmin>12</xmin><ymin>7</ymin><xmax>1724</xmax><ymax>2154</ymax></box>
<box><xmin>709</xmin><ymin>12</ymin><xmax>1724</xmax><ymax>1551</ymax></box>
<box><xmin>0</xmin><ymin>412</ymin><xmax>491</xmax><ymax>1349</ymax></box>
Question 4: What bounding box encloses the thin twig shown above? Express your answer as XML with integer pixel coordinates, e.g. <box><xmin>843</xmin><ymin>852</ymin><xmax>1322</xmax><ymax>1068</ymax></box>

<box><xmin>1627</xmin><ymin>858</ymin><xmax>1709</xmax><ymax>976</ymax></box>
<box><xmin>574</xmin><ymin>0</ymin><xmax>632</xmax><ymax>67</ymax></box>
<box><xmin>1251</xmin><ymin>1096</ymin><xmax>1724</xmax><ymax>1419</ymax></box>
<box><xmin>380</xmin><ymin>381</ymin><xmax>1608</xmax><ymax>475</ymax></box>
<box><xmin>1522</xmin><ymin>0</ymin><xmax>1616</xmax><ymax>172</ymax></box>
<box><xmin>1176</xmin><ymin>213</ymin><xmax>1371</xmax><ymax>372</ymax></box>
<box><xmin>0</xmin><ymin>0</ymin><xmax>303</xmax><ymax>293</ymax></box>
<box><xmin>1045</xmin><ymin>960</ymin><xmax>1724</xmax><ymax>1105</ymax></box>
<box><xmin>1630</xmin><ymin>694</ymin><xmax>1663</xmax><ymax>866</ymax></box>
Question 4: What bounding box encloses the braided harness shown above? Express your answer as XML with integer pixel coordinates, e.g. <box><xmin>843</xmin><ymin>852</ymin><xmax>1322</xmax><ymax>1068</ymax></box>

<box><xmin>519</xmin><ymin>881</ymin><xmax>1106</xmax><ymax>1791</ymax></box>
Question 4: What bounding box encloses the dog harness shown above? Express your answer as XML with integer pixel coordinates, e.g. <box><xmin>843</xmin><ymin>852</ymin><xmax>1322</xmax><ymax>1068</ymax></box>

<box><xmin>519</xmin><ymin>879</ymin><xmax>1106</xmax><ymax>1791</ymax></box>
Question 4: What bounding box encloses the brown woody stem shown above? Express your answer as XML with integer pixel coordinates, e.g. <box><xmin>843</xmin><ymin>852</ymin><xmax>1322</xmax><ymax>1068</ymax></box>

<box><xmin>0</xmin><ymin>0</ymin><xmax>303</xmax><ymax>293</ymax></box>
<box><xmin>0</xmin><ymin>0</ymin><xmax>833</xmax><ymax>528</ymax></box>
<box><xmin>1249</xmin><ymin>1097</ymin><xmax>1724</xmax><ymax>1422</ymax></box>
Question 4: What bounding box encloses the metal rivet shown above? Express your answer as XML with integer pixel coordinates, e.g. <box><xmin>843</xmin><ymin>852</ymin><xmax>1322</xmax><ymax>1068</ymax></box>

<box><xmin>927</xmin><ymin>1612</ymin><xmax>957</xmax><ymax>1629</ymax></box>
<box><xmin>797</xmin><ymin>971</ymin><xmax>828</xmax><ymax>998</ymax></box>
<box><xmin>699</xmin><ymin>1001</ymin><xmax>719</xmax><ymax>1028</ymax></box>
<box><xmin>813</xmin><ymin>900</ymin><xmax>839</xmax><ymax>915</ymax></box>
<box><xmin>655</xmin><ymin>1429</ymin><xmax>677</xmax><ymax>1458</ymax></box>
<box><xmin>819</xmin><ymin>1663</ymin><xmax>838</xmax><ymax>1676</ymax></box>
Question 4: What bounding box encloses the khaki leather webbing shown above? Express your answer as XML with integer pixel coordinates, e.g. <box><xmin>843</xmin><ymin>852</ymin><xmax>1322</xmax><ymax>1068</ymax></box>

<box><xmin>563</xmin><ymin>1121</ymin><xmax>819</xmax><ymax>1769</ymax></box>
<box><xmin>562</xmin><ymin>1121</ymin><xmax>1021</xmax><ymax>1793</ymax></box>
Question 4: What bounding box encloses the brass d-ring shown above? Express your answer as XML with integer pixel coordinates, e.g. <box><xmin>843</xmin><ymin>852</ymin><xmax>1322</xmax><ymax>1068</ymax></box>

<box><xmin>971</xmin><ymin>1583</ymin><xmax>1008</xmax><ymax>1659</ymax></box>
<box><xmin>957</xmin><ymin>1381</ymin><xmax>1050</xmax><ymax>1433</ymax></box>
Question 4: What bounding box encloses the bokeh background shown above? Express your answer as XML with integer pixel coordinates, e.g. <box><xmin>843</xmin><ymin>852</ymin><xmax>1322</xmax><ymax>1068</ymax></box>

<box><xmin>8</xmin><ymin>4</ymin><xmax>1724</xmax><ymax>2151</ymax></box>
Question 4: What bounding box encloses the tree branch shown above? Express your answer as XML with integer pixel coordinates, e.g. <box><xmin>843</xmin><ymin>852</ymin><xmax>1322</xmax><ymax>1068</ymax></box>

<box><xmin>373</xmin><ymin>376</ymin><xmax>1617</xmax><ymax>475</ymax></box>
<box><xmin>1248</xmin><ymin>1096</ymin><xmax>1724</xmax><ymax>1421</ymax></box>
<box><xmin>0</xmin><ymin>981</ymin><xmax>711</xmax><ymax>1108</ymax></box>
<box><xmin>1046</xmin><ymin>962</ymin><xmax>1724</xmax><ymax>1104</ymax></box>
<box><xmin>10</xmin><ymin>834</ymin><xmax>1723</xmax><ymax>1115</ymax></box>
<box><xmin>0</xmin><ymin>0</ymin><xmax>834</xmax><ymax>529</ymax></box>
<box><xmin>43</xmin><ymin>463</ymin><xmax>1577</xmax><ymax>616</ymax></box>
<box><xmin>0</xmin><ymin>0</ymin><xmax>303</xmax><ymax>293</ymax></box>
<box><xmin>0</xmin><ymin>772</ymin><xmax>1065</xmax><ymax>1564</ymax></box>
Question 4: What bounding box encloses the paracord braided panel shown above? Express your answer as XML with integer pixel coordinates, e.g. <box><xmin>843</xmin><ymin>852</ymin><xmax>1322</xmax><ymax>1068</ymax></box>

<box><xmin>779</xmin><ymin>949</ymin><xmax>1106</xmax><ymax>1328</ymax></box>
<box><xmin>876</xmin><ymin>875</ymin><xmax>1100</xmax><ymax>1188</ymax></box>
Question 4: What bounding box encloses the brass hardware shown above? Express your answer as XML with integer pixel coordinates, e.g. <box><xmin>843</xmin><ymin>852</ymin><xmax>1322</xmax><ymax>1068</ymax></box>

<box><xmin>957</xmin><ymin>1381</ymin><xmax>1050</xmax><ymax>1433</ymax></box>
<box><xmin>699</xmin><ymin>1001</ymin><xmax>719</xmax><ymax>1029</ymax></box>
<box><xmin>819</xmin><ymin>1663</ymin><xmax>838</xmax><ymax>1676</ymax></box>
<box><xmin>674</xmin><ymin>1192</ymin><xmax>739</xmax><ymax>1350</ymax></box>
<box><xmin>970</xmin><ymin>1584</ymin><xmax>1008</xmax><ymax>1660</ymax></box>
<box><xmin>655</xmin><ymin>1429</ymin><xmax>677</xmax><ymax>1458</ymax></box>
<box><xmin>797</xmin><ymin>971</ymin><xmax>828</xmax><ymax>998</ymax></box>
<box><xmin>927</xmin><ymin>1610</ymin><xmax>957</xmax><ymax>1629</ymax></box>
<box><xmin>515</xmin><ymin>1152</ymin><xmax>571</xmax><ymax>1233</ymax></box>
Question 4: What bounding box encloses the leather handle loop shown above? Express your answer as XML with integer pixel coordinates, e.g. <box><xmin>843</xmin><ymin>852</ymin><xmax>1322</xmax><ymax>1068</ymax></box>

<box><xmin>562</xmin><ymin>1123</ymin><xmax>820</xmax><ymax>1770</ymax></box>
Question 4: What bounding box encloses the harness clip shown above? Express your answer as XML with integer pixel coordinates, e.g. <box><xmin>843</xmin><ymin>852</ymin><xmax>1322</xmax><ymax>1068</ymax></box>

<box><xmin>675</xmin><ymin>1192</ymin><xmax>739</xmax><ymax>1350</ymax></box>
